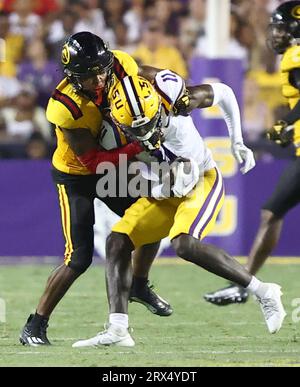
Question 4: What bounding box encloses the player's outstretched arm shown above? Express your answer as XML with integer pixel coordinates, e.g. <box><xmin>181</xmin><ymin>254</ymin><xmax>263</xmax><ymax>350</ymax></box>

<box><xmin>210</xmin><ymin>83</ymin><xmax>256</xmax><ymax>174</ymax></box>
<box><xmin>62</xmin><ymin>128</ymin><xmax>142</xmax><ymax>173</ymax></box>
<box><xmin>265</xmin><ymin>68</ymin><xmax>300</xmax><ymax>147</ymax></box>
<box><xmin>175</xmin><ymin>83</ymin><xmax>255</xmax><ymax>174</ymax></box>
<box><xmin>172</xmin><ymin>85</ymin><xmax>213</xmax><ymax>115</ymax></box>
<box><xmin>265</xmin><ymin>67</ymin><xmax>300</xmax><ymax>146</ymax></box>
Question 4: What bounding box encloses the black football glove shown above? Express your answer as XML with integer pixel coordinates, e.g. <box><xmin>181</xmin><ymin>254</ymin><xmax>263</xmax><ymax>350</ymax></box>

<box><xmin>266</xmin><ymin>120</ymin><xmax>294</xmax><ymax>147</ymax></box>
<box><xmin>172</xmin><ymin>89</ymin><xmax>190</xmax><ymax>116</ymax></box>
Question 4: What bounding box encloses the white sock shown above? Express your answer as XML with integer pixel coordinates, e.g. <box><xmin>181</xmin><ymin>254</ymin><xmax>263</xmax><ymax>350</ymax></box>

<box><xmin>109</xmin><ymin>313</ymin><xmax>129</xmax><ymax>329</ymax></box>
<box><xmin>246</xmin><ymin>276</ymin><xmax>269</xmax><ymax>298</ymax></box>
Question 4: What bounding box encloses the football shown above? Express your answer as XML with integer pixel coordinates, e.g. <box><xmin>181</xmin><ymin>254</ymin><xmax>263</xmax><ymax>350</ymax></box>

<box><xmin>98</xmin><ymin>118</ymin><xmax>124</xmax><ymax>151</ymax></box>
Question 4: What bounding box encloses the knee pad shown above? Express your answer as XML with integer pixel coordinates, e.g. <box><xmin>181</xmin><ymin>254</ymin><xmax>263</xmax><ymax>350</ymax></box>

<box><xmin>65</xmin><ymin>244</ymin><xmax>94</xmax><ymax>274</ymax></box>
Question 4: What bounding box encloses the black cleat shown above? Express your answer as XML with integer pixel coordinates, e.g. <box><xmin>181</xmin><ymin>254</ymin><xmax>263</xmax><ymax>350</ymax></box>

<box><xmin>19</xmin><ymin>314</ymin><xmax>51</xmax><ymax>346</ymax></box>
<box><xmin>204</xmin><ymin>284</ymin><xmax>249</xmax><ymax>306</ymax></box>
<box><xmin>130</xmin><ymin>281</ymin><xmax>173</xmax><ymax>316</ymax></box>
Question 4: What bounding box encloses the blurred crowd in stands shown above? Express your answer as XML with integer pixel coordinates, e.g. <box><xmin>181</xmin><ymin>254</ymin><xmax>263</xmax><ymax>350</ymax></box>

<box><xmin>0</xmin><ymin>0</ymin><xmax>292</xmax><ymax>159</ymax></box>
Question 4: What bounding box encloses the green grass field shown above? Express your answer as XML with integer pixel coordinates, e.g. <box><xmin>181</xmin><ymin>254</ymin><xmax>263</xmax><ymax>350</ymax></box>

<box><xmin>0</xmin><ymin>259</ymin><xmax>300</xmax><ymax>367</ymax></box>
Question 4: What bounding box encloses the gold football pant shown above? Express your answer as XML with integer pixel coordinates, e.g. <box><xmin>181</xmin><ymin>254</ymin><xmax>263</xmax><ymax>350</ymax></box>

<box><xmin>112</xmin><ymin>167</ymin><xmax>224</xmax><ymax>247</ymax></box>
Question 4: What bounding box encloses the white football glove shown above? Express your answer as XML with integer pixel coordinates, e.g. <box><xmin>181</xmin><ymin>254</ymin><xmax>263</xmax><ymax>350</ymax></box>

<box><xmin>151</xmin><ymin>158</ymin><xmax>200</xmax><ymax>199</ymax></box>
<box><xmin>172</xmin><ymin>158</ymin><xmax>200</xmax><ymax>197</ymax></box>
<box><xmin>231</xmin><ymin>142</ymin><xmax>256</xmax><ymax>175</ymax></box>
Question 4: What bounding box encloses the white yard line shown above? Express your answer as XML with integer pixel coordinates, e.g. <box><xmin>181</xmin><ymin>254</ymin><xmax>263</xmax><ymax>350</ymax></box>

<box><xmin>12</xmin><ymin>349</ymin><xmax>300</xmax><ymax>356</ymax></box>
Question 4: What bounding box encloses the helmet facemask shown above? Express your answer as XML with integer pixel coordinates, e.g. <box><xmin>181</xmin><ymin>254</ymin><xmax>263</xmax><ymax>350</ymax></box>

<box><xmin>65</xmin><ymin>56</ymin><xmax>114</xmax><ymax>99</ymax></box>
<box><xmin>113</xmin><ymin>105</ymin><xmax>163</xmax><ymax>151</ymax></box>
<box><xmin>61</xmin><ymin>32</ymin><xmax>114</xmax><ymax>99</ymax></box>
<box><xmin>267</xmin><ymin>1</ymin><xmax>300</xmax><ymax>54</ymax></box>
<box><xmin>267</xmin><ymin>22</ymin><xmax>295</xmax><ymax>54</ymax></box>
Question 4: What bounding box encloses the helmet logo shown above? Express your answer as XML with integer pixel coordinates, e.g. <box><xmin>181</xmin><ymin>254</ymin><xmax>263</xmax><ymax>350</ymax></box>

<box><xmin>61</xmin><ymin>44</ymin><xmax>71</xmax><ymax>65</ymax></box>
<box><xmin>291</xmin><ymin>5</ymin><xmax>300</xmax><ymax>19</ymax></box>
<box><xmin>91</xmin><ymin>66</ymin><xmax>101</xmax><ymax>72</ymax></box>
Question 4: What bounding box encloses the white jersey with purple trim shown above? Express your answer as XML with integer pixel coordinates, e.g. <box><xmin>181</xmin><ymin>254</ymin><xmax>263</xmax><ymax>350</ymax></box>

<box><xmin>100</xmin><ymin>70</ymin><xmax>216</xmax><ymax>175</ymax></box>
<box><xmin>154</xmin><ymin>70</ymin><xmax>216</xmax><ymax>172</ymax></box>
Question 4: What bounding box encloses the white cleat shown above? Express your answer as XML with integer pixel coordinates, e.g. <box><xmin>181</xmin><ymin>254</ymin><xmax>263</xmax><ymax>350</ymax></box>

<box><xmin>256</xmin><ymin>283</ymin><xmax>287</xmax><ymax>334</ymax></box>
<box><xmin>72</xmin><ymin>324</ymin><xmax>135</xmax><ymax>348</ymax></box>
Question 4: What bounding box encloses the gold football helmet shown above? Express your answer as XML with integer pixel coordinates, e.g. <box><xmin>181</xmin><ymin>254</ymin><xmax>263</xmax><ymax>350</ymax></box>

<box><xmin>109</xmin><ymin>76</ymin><xmax>162</xmax><ymax>150</ymax></box>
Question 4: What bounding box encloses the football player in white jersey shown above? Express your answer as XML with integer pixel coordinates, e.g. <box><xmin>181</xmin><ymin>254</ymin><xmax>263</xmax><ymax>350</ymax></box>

<box><xmin>73</xmin><ymin>72</ymin><xmax>286</xmax><ymax>348</ymax></box>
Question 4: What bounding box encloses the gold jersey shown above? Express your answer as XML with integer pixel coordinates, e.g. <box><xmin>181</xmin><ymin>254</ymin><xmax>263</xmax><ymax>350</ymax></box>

<box><xmin>46</xmin><ymin>50</ymin><xmax>139</xmax><ymax>175</ymax></box>
<box><xmin>280</xmin><ymin>45</ymin><xmax>300</xmax><ymax>154</ymax></box>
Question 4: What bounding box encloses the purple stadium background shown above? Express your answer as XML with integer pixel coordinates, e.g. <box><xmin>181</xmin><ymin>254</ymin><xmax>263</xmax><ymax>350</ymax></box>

<box><xmin>0</xmin><ymin>158</ymin><xmax>299</xmax><ymax>261</ymax></box>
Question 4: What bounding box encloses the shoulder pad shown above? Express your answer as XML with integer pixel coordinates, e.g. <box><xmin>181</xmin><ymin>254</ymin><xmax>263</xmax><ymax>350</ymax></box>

<box><xmin>46</xmin><ymin>78</ymin><xmax>84</xmax><ymax>127</ymax></box>
<box><xmin>112</xmin><ymin>50</ymin><xmax>139</xmax><ymax>80</ymax></box>
<box><xmin>51</xmin><ymin>89</ymin><xmax>83</xmax><ymax>120</ymax></box>
<box><xmin>46</xmin><ymin>90</ymin><xmax>84</xmax><ymax>129</ymax></box>
<box><xmin>281</xmin><ymin>46</ymin><xmax>300</xmax><ymax>72</ymax></box>
<box><xmin>154</xmin><ymin>70</ymin><xmax>185</xmax><ymax>111</ymax></box>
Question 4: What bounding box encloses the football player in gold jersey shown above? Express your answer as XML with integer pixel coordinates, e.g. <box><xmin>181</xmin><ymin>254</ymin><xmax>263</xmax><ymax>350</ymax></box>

<box><xmin>205</xmin><ymin>1</ymin><xmax>300</xmax><ymax>305</ymax></box>
<box><xmin>20</xmin><ymin>32</ymin><xmax>172</xmax><ymax>346</ymax></box>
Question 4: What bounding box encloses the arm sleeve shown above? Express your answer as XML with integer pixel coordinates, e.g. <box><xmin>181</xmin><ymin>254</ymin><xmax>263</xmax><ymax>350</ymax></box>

<box><xmin>210</xmin><ymin>83</ymin><xmax>243</xmax><ymax>144</ymax></box>
<box><xmin>112</xmin><ymin>50</ymin><xmax>139</xmax><ymax>76</ymax></box>
<box><xmin>77</xmin><ymin>142</ymin><xmax>143</xmax><ymax>174</ymax></box>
